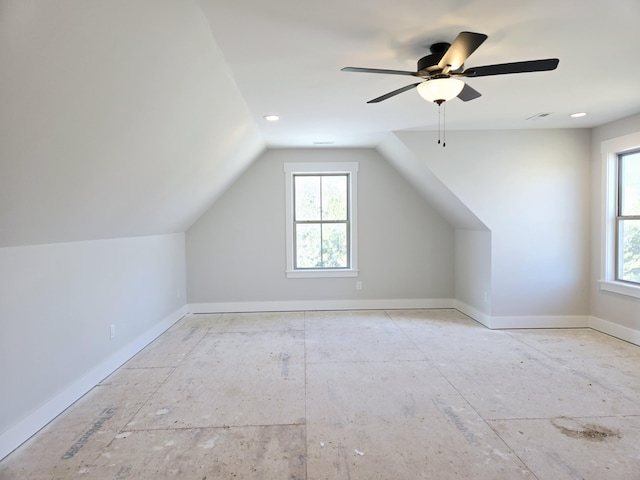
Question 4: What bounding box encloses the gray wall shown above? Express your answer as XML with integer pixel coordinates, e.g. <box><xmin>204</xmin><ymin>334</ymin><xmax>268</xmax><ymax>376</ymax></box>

<box><xmin>395</xmin><ymin>128</ymin><xmax>592</xmax><ymax>319</ymax></box>
<box><xmin>186</xmin><ymin>148</ymin><xmax>454</xmax><ymax>306</ymax></box>
<box><xmin>455</xmin><ymin>229</ymin><xmax>492</xmax><ymax>315</ymax></box>
<box><xmin>377</xmin><ymin>133</ymin><xmax>490</xmax><ymax>317</ymax></box>
<box><xmin>0</xmin><ymin>233</ymin><xmax>186</xmax><ymax>457</ymax></box>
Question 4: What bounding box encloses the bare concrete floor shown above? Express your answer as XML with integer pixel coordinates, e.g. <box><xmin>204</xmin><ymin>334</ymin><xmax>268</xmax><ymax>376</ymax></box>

<box><xmin>2</xmin><ymin>309</ymin><xmax>640</xmax><ymax>479</ymax></box>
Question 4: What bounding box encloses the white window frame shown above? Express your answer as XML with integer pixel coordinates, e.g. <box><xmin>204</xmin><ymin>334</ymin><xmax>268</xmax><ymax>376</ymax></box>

<box><xmin>599</xmin><ymin>131</ymin><xmax>640</xmax><ymax>298</ymax></box>
<box><xmin>284</xmin><ymin>162</ymin><xmax>359</xmax><ymax>278</ymax></box>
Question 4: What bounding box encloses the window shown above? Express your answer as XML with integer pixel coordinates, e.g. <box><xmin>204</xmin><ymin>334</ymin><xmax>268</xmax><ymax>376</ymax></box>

<box><xmin>284</xmin><ymin>162</ymin><xmax>358</xmax><ymax>278</ymax></box>
<box><xmin>616</xmin><ymin>149</ymin><xmax>640</xmax><ymax>283</ymax></box>
<box><xmin>600</xmin><ymin>131</ymin><xmax>640</xmax><ymax>297</ymax></box>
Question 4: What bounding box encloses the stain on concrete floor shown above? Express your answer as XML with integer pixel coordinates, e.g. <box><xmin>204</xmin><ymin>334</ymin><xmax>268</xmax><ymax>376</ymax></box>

<box><xmin>551</xmin><ymin>417</ymin><xmax>621</xmax><ymax>442</ymax></box>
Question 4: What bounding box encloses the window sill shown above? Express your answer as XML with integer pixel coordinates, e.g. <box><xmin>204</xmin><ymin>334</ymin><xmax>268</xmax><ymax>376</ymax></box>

<box><xmin>599</xmin><ymin>280</ymin><xmax>640</xmax><ymax>299</ymax></box>
<box><xmin>286</xmin><ymin>269</ymin><xmax>359</xmax><ymax>279</ymax></box>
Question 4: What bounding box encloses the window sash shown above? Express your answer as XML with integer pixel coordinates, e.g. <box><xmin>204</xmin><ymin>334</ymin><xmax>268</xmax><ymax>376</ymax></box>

<box><xmin>615</xmin><ymin>149</ymin><xmax>640</xmax><ymax>284</ymax></box>
<box><xmin>292</xmin><ymin>173</ymin><xmax>351</xmax><ymax>270</ymax></box>
<box><xmin>293</xmin><ymin>221</ymin><xmax>350</xmax><ymax>270</ymax></box>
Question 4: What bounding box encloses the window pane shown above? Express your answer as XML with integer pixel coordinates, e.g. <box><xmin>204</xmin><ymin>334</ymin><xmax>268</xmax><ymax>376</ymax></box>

<box><xmin>295</xmin><ymin>176</ymin><xmax>320</xmax><ymax>221</ymax></box>
<box><xmin>295</xmin><ymin>223</ymin><xmax>321</xmax><ymax>268</ymax></box>
<box><xmin>619</xmin><ymin>218</ymin><xmax>640</xmax><ymax>283</ymax></box>
<box><xmin>322</xmin><ymin>175</ymin><xmax>348</xmax><ymax>221</ymax></box>
<box><xmin>322</xmin><ymin>223</ymin><xmax>348</xmax><ymax>268</ymax></box>
<box><xmin>619</xmin><ymin>151</ymin><xmax>640</xmax><ymax>216</ymax></box>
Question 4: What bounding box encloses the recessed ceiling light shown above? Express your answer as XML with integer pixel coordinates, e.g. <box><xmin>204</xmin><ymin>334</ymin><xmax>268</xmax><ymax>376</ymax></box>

<box><xmin>570</xmin><ymin>112</ymin><xmax>587</xmax><ymax>118</ymax></box>
<box><xmin>264</xmin><ymin>115</ymin><xmax>279</xmax><ymax>122</ymax></box>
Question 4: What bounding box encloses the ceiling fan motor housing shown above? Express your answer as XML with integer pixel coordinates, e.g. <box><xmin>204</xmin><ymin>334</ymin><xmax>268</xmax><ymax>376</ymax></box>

<box><xmin>417</xmin><ymin>42</ymin><xmax>451</xmax><ymax>76</ymax></box>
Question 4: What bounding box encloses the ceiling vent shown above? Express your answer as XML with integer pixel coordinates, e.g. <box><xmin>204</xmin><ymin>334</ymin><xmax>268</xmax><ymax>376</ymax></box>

<box><xmin>526</xmin><ymin>112</ymin><xmax>553</xmax><ymax>121</ymax></box>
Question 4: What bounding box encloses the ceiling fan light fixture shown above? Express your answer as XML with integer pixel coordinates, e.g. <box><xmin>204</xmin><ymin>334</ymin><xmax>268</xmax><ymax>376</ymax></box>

<box><xmin>417</xmin><ymin>78</ymin><xmax>465</xmax><ymax>103</ymax></box>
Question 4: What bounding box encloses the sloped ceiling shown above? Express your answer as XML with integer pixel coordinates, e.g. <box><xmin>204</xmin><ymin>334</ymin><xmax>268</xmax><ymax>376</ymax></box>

<box><xmin>377</xmin><ymin>132</ymin><xmax>487</xmax><ymax>230</ymax></box>
<box><xmin>0</xmin><ymin>0</ymin><xmax>264</xmax><ymax>247</ymax></box>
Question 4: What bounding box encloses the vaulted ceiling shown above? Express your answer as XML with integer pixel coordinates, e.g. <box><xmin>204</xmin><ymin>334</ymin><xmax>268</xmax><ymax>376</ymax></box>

<box><xmin>1</xmin><ymin>0</ymin><xmax>639</xmax><ymax>247</ymax></box>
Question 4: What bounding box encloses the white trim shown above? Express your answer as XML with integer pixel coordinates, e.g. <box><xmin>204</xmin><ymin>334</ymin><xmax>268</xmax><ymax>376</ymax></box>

<box><xmin>486</xmin><ymin>315</ymin><xmax>589</xmax><ymax>330</ymax></box>
<box><xmin>589</xmin><ymin>315</ymin><xmax>640</xmax><ymax>347</ymax></box>
<box><xmin>284</xmin><ymin>162</ymin><xmax>360</xmax><ymax>174</ymax></box>
<box><xmin>458</xmin><ymin>306</ymin><xmax>640</xmax><ymax>346</ymax></box>
<box><xmin>599</xmin><ymin>279</ymin><xmax>640</xmax><ymax>299</ymax></box>
<box><xmin>285</xmin><ymin>269</ymin><xmax>359</xmax><ymax>278</ymax></box>
<box><xmin>455</xmin><ymin>301</ymin><xmax>589</xmax><ymax>330</ymax></box>
<box><xmin>0</xmin><ymin>305</ymin><xmax>188</xmax><ymax>461</ymax></box>
<box><xmin>455</xmin><ymin>300</ymin><xmax>589</xmax><ymax>330</ymax></box>
<box><xmin>189</xmin><ymin>298</ymin><xmax>454</xmax><ymax>314</ymax></box>
<box><xmin>600</xmin><ymin>132</ymin><xmax>640</xmax><ymax>156</ymax></box>
<box><xmin>601</xmin><ymin>147</ymin><xmax>617</xmax><ymax>282</ymax></box>
<box><xmin>454</xmin><ymin>300</ymin><xmax>492</xmax><ymax>328</ymax></box>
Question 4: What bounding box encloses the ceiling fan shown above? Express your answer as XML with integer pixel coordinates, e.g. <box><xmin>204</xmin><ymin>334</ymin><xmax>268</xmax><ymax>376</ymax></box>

<box><xmin>341</xmin><ymin>31</ymin><xmax>559</xmax><ymax>104</ymax></box>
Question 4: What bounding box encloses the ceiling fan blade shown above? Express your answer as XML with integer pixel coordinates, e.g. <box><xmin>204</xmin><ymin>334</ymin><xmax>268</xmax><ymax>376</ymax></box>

<box><xmin>457</xmin><ymin>83</ymin><xmax>481</xmax><ymax>102</ymax></box>
<box><xmin>367</xmin><ymin>83</ymin><xmax>421</xmax><ymax>103</ymax></box>
<box><xmin>462</xmin><ymin>58</ymin><xmax>559</xmax><ymax>77</ymax></box>
<box><xmin>341</xmin><ymin>66</ymin><xmax>417</xmax><ymax>76</ymax></box>
<box><xmin>438</xmin><ymin>31</ymin><xmax>488</xmax><ymax>73</ymax></box>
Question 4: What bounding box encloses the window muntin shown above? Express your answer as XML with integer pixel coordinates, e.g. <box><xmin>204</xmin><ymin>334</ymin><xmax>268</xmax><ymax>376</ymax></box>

<box><xmin>616</xmin><ymin>149</ymin><xmax>640</xmax><ymax>284</ymax></box>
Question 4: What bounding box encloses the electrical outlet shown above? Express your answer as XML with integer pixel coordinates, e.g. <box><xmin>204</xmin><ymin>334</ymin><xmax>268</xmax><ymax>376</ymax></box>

<box><xmin>110</xmin><ymin>324</ymin><xmax>116</xmax><ymax>339</ymax></box>
<box><xmin>356</xmin><ymin>281</ymin><xmax>362</xmax><ymax>290</ymax></box>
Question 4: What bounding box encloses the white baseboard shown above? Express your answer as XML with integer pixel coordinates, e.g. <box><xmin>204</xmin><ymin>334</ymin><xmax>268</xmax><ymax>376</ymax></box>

<box><xmin>454</xmin><ymin>301</ymin><xmax>492</xmax><ymax>328</ymax></box>
<box><xmin>589</xmin><ymin>316</ymin><xmax>640</xmax><ymax>347</ymax></box>
<box><xmin>487</xmin><ymin>314</ymin><xmax>589</xmax><ymax>330</ymax></box>
<box><xmin>0</xmin><ymin>305</ymin><xmax>188</xmax><ymax>462</ymax></box>
<box><xmin>454</xmin><ymin>301</ymin><xmax>590</xmax><ymax>330</ymax></box>
<box><xmin>455</xmin><ymin>303</ymin><xmax>640</xmax><ymax>347</ymax></box>
<box><xmin>189</xmin><ymin>298</ymin><xmax>455</xmax><ymax>314</ymax></box>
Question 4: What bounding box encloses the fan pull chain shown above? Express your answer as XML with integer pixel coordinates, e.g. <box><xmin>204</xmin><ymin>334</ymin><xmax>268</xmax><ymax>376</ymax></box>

<box><xmin>435</xmin><ymin>100</ymin><xmax>447</xmax><ymax>147</ymax></box>
<box><xmin>443</xmin><ymin>101</ymin><xmax>446</xmax><ymax>148</ymax></box>
<box><xmin>437</xmin><ymin>103</ymin><xmax>441</xmax><ymax>145</ymax></box>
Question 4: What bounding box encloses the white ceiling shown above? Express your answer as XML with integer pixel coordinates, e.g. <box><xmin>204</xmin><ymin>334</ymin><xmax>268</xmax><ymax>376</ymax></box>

<box><xmin>199</xmin><ymin>0</ymin><xmax>640</xmax><ymax>147</ymax></box>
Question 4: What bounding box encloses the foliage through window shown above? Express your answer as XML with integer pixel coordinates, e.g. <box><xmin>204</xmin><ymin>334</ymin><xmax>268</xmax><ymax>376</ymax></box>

<box><xmin>294</xmin><ymin>174</ymin><xmax>349</xmax><ymax>269</ymax></box>
<box><xmin>617</xmin><ymin>149</ymin><xmax>640</xmax><ymax>283</ymax></box>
